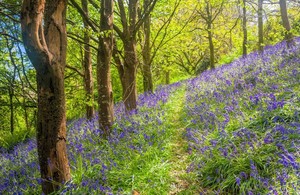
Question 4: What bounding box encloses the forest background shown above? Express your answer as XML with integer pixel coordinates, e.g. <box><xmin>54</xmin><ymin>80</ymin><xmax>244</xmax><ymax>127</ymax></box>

<box><xmin>0</xmin><ymin>0</ymin><xmax>300</xmax><ymax>194</ymax></box>
<box><xmin>0</xmin><ymin>0</ymin><xmax>299</xmax><ymax>151</ymax></box>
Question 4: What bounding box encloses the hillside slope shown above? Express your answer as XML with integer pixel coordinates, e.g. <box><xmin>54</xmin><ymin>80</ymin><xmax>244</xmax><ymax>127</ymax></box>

<box><xmin>184</xmin><ymin>39</ymin><xmax>300</xmax><ymax>194</ymax></box>
<box><xmin>0</xmin><ymin>38</ymin><xmax>299</xmax><ymax>194</ymax></box>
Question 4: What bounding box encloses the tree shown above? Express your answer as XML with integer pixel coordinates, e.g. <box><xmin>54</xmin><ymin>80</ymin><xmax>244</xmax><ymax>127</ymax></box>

<box><xmin>21</xmin><ymin>0</ymin><xmax>71</xmax><ymax>193</ymax></box>
<box><xmin>258</xmin><ymin>0</ymin><xmax>264</xmax><ymax>51</ymax></box>
<box><xmin>142</xmin><ymin>0</ymin><xmax>153</xmax><ymax>93</ymax></box>
<box><xmin>279</xmin><ymin>0</ymin><xmax>293</xmax><ymax>43</ymax></box>
<box><xmin>97</xmin><ymin>0</ymin><xmax>114</xmax><ymax>135</ymax></box>
<box><xmin>174</xmin><ymin>48</ymin><xmax>208</xmax><ymax>75</ymax></box>
<box><xmin>196</xmin><ymin>0</ymin><xmax>225</xmax><ymax>69</ymax></box>
<box><xmin>141</xmin><ymin>0</ymin><xmax>183</xmax><ymax>93</ymax></box>
<box><xmin>114</xmin><ymin>0</ymin><xmax>157</xmax><ymax>111</ymax></box>
<box><xmin>5</xmin><ymin>37</ymin><xmax>17</xmax><ymax>134</ymax></box>
<box><xmin>242</xmin><ymin>0</ymin><xmax>247</xmax><ymax>56</ymax></box>
<box><xmin>69</xmin><ymin>0</ymin><xmax>114</xmax><ymax>134</ymax></box>
<box><xmin>82</xmin><ymin>0</ymin><xmax>95</xmax><ymax>119</ymax></box>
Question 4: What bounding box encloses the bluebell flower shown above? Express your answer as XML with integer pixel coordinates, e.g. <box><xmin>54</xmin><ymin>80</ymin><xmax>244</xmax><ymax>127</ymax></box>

<box><xmin>236</xmin><ymin>177</ymin><xmax>241</xmax><ymax>186</ymax></box>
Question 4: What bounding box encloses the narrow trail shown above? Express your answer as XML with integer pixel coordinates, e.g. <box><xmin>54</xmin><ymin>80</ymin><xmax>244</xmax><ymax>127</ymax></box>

<box><xmin>169</xmin><ymin>128</ymin><xmax>190</xmax><ymax>194</ymax></box>
<box><xmin>165</xmin><ymin>86</ymin><xmax>198</xmax><ymax>194</ymax></box>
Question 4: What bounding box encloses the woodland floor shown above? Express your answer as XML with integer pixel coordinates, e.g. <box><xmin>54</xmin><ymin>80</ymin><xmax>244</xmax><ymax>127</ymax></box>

<box><xmin>164</xmin><ymin>87</ymin><xmax>200</xmax><ymax>194</ymax></box>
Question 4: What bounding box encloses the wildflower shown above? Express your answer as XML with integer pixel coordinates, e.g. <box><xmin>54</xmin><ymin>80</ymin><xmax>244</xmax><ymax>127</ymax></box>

<box><xmin>210</xmin><ymin>139</ymin><xmax>218</xmax><ymax>147</ymax></box>
<box><xmin>236</xmin><ymin>177</ymin><xmax>241</xmax><ymax>186</ymax></box>
<box><xmin>81</xmin><ymin>180</ymin><xmax>88</xmax><ymax>187</ymax></box>
<box><xmin>263</xmin><ymin>133</ymin><xmax>273</xmax><ymax>144</ymax></box>
<box><xmin>249</xmin><ymin>95</ymin><xmax>260</xmax><ymax>105</ymax></box>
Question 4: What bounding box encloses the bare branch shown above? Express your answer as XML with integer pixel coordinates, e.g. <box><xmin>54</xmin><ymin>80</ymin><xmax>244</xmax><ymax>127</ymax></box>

<box><xmin>0</xmin><ymin>32</ymin><xmax>22</xmax><ymax>43</ymax></box>
<box><xmin>66</xmin><ymin>64</ymin><xmax>84</xmax><ymax>77</ymax></box>
<box><xmin>67</xmin><ymin>34</ymin><xmax>98</xmax><ymax>50</ymax></box>
<box><xmin>134</xmin><ymin>0</ymin><xmax>159</xmax><ymax>34</ymax></box>
<box><xmin>211</xmin><ymin>1</ymin><xmax>225</xmax><ymax>23</ymax></box>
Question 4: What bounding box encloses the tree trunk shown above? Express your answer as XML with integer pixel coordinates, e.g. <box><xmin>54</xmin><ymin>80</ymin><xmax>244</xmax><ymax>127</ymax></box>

<box><xmin>142</xmin><ymin>0</ymin><xmax>153</xmax><ymax>93</ymax></box>
<box><xmin>97</xmin><ymin>0</ymin><xmax>114</xmax><ymax>135</ymax></box>
<box><xmin>165</xmin><ymin>70</ymin><xmax>170</xmax><ymax>85</ymax></box>
<box><xmin>258</xmin><ymin>0</ymin><xmax>264</xmax><ymax>51</ymax></box>
<box><xmin>206</xmin><ymin>3</ymin><xmax>215</xmax><ymax>69</ymax></box>
<box><xmin>23</xmin><ymin>99</ymin><xmax>30</xmax><ymax>132</ymax></box>
<box><xmin>242</xmin><ymin>0</ymin><xmax>247</xmax><ymax>57</ymax></box>
<box><xmin>279</xmin><ymin>0</ymin><xmax>293</xmax><ymax>44</ymax></box>
<box><xmin>82</xmin><ymin>0</ymin><xmax>95</xmax><ymax>120</ymax></box>
<box><xmin>6</xmin><ymin>40</ymin><xmax>16</xmax><ymax>135</ymax></box>
<box><xmin>208</xmin><ymin>23</ymin><xmax>215</xmax><ymax>69</ymax></box>
<box><xmin>113</xmin><ymin>40</ymin><xmax>138</xmax><ymax>112</ymax></box>
<box><xmin>208</xmin><ymin>32</ymin><xmax>214</xmax><ymax>69</ymax></box>
<box><xmin>21</xmin><ymin>0</ymin><xmax>71</xmax><ymax>193</ymax></box>
<box><xmin>112</xmin><ymin>40</ymin><xmax>135</xmax><ymax>112</ymax></box>
<box><xmin>9</xmin><ymin>88</ymin><xmax>14</xmax><ymax>134</ymax></box>
<box><xmin>123</xmin><ymin>40</ymin><xmax>138</xmax><ymax>111</ymax></box>
<box><xmin>114</xmin><ymin>0</ymin><xmax>139</xmax><ymax>112</ymax></box>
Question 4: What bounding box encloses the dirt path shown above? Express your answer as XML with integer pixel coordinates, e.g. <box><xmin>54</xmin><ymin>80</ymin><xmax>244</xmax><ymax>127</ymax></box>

<box><xmin>169</xmin><ymin>128</ymin><xmax>190</xmax><ymax>194</ymax></box>
<box><xmin>166</xmin><ymin>87</ymin><xmax>198</xmax><ymax>194</ymax></box>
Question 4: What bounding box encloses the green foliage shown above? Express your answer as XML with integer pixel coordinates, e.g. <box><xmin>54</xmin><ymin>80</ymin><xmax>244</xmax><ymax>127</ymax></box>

<box><xmin>0</xmin><ymin>127</ymin><xmax>35</xmax><ymax>150</ymax></box>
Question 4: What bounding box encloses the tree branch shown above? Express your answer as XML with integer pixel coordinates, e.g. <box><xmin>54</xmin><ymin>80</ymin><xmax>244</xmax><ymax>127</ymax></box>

<box><xmin>113</xmin><ymin>24</ymin><xmax>125</xmax><ymax>40</ymax></box>
<box><xmin>0</xmin><ymin>32</ymin><xmax>22</xmax><ymax>43</ymax></box>
<box><xmin>116</xmin><ymin>0</ymin><xmax>128</xmax><ymax>33</ymax></box>
<box><xmin>211</xmin><ymin>0</ymin><xmax>225</xmax><ymax>23</ymax></box>
<box><xmin>69</xmin><ymin>0</ymin><xmax>98</xmax><ymax>32</ymax></box>
<box><xmin>88</xmin><ymin>0</ymin><xmax>100</xmax><ymax>10</ymax></box>
<box><xmin>134</xmin><ymin>0</ymin><xmax>158</xmax><ymax>34</ymax></box>
<box><xmin>66</xmin><ymin>64</ymin><xmax>84</xmax><ymax>77</ymax></box>
<box><xmin>67</xmin><ymin>34</ymin><xmax>98</xmax><ymax>50</ymax></box>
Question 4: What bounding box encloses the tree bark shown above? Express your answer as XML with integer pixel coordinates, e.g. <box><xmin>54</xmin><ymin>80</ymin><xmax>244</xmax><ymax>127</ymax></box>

<box><xmin>21</xmin><ymin>0</ymin><xmax>71</xmax><ymax>193</ymax></box>
<box><xmin>258</xmin><ymin>0</ymin><xmax>264</xmax><ymax>51</ymax></box>
<box><xmin>123</xmin><ymin>39</ymin><xmax>138</xmax><ymax>111</ymax></box>
<box><xmin>97</xmin><ymin>0</ymin><xmax>114</xmax><ymax>135</ymax></box>
<box><xmin>279</xmin><ymin>0</ymin><xmax>293</xmax><ymax>43</ymax></box>
<box><xmin>82</xmin><ymin>0</ymin><xmax>95</xmax><ymax>120</ymax></box>
<box><xmin>114</xmin><ymin>0</ymin><xmax>139</xmax><ymax>112</ymax></box>
<box><xmin>113</xmin><ymin>39</ymin><xmax>138</xmax><ymax>112</ymax></box>
<box><xmin>142</xmin><ymin>0</ymin><xmax>153</xmax><ymax>93</ymax></box>
<box><xmin>242</xmin><ymin>0</ymin><xmax>247</xmax><ymax>57</ymax></box>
